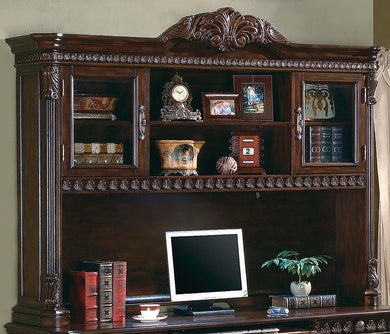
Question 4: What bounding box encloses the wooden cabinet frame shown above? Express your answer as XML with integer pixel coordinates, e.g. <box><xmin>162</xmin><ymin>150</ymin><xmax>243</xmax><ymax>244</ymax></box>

<box><xmin>6</xmin><ymin>7</ymin><xmax>387</xmax><ymax>334</ymax></box>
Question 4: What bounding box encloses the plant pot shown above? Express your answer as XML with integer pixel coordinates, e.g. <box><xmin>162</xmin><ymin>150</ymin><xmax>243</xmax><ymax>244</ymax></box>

<box><xmin>290</xmin><ymin>281</ymin><xmax>311</xmax><ymax>296</ymax></box>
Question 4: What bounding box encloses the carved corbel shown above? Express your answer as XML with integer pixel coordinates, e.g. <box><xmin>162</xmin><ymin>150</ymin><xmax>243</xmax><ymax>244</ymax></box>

<box><xmin>41</xmin><ymin>65</ymin><xmax>61</xmax><ymax>100</ymax></box>
<box><xmin>365</xmin><ymin>258</ymin><xmax>381</xmax><ymax>306</ymax></box>
<box><xmin>41</xmin><ymin>274</ymin><xmax>60</xmax><ymax>309</ymax></box>
<box><xmin>364</xmin><ymin>72</ymin><xmax>378</xmax><ymax>105</ymax></box>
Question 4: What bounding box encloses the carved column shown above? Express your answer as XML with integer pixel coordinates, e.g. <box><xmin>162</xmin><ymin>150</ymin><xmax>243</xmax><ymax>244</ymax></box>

<box><xmin>364</xmin><ymin>70</ymin><xmax>380</xmax><ymax>306</ymax></box>
<box><xmin>40</xmin><ymin>66</ymin><xmax>70</xmax><ymax>325</ymax></box>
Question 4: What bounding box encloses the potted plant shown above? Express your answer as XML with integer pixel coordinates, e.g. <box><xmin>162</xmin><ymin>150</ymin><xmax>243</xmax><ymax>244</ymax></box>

<box><xmin>261</xmin><ymin>250</ymin><xmax>334</xmax><ymax>297</ymax></box>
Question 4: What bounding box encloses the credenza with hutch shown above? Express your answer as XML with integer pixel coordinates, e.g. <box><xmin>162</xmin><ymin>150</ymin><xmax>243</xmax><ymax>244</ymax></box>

<box><xmin>6</xmin><ymin>7</ymin><xmax>390</xmax><ymax>334</ymax></box>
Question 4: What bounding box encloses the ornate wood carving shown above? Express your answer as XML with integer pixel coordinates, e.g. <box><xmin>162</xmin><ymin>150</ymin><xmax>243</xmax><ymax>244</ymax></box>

<box><xmin>332</xmin><ymin>322</ymin><xmax>343</xmax><ymax>334</ymax></box>
<box><xmin>41</xmin><ymin>274</ymin><xmax>60</xmax><ymax>309</ymax></box>
<box><xmin>377</xmin><ymin>319</ymin><xmax>387</xmax><ymax>331</ymax></box>
<box><xmin>317</xmin><ymin>319</ymin><xmax>390</xmax><ymax>334</ymax></box>
<box><xmin>62</xmin><ymin>175</ymin><xmax>366</xmax><ymax>193</ymax></box>
<box><xmin>14</xmin><ymin>52</ymin><xmax>376</xmax><ymax>73</ymax></box>
<box><xmin>41</xmin><ymin>66</ymin><xmax>60</xmax><ymax>100</ymax></box>
<box><xmin>368</xmin><ymin>258</ymin><xmax>379</xmax><ymax>290</ymax></box>
<box><xmin>365</xmin><ymin>72</ymin><xmax>378</xmax><ymax>105</ymax></box>
<box><xmin>160</xmin><ymin>7</ymin><xmax>289</xmax><ymax>52</ymax></box>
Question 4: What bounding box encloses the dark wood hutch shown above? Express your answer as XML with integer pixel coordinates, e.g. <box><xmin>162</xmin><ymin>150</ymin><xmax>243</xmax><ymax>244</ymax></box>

<box><xmin>6</xmin><ymin>7</ymin><xmax>390</xmax><ymax>334</ymax></box>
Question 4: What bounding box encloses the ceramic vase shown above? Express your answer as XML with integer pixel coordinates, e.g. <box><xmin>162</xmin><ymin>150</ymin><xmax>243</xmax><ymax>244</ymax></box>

<box><xmin>290</xmin><ymin>281</ymin><xmax>311</xmax><ymax>297</ymax></box>
<box><xmin>155</xmin><ymin>139</ymin><xmax>205</xmax><ymax>176</ymax></box>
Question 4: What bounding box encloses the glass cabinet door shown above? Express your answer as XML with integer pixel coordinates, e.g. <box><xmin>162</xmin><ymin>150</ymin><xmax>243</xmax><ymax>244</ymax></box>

<box><xmin>294</xmin><ymin>73</ymin><xmax>366</xmax><ymax>174</ymax></box>
<box><xmin>63</xmin><ymin>67</ymin><xmax>148</xmax><ymax>177</ymax></box>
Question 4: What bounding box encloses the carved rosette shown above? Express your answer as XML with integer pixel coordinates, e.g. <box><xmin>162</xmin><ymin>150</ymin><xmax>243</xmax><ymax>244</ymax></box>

<box><xmin>61</xmin><ymin>175</ymin><xmax>365</xmax><ymax>193</ymax></box>
<box><xmin>42</xmin><ymin>274</ymin><xmax>60</xmax><ymax>309</ymax></box>
<box><xmin>41</xmin><ymin>66</ymin><xmax>60</xmax><ymax>100</ymax></box>
<box><xmin>160</xmin><ymin>7</ymin><xmax>289</xmax><ymax>52</ymax></box>
<box><xmin>317</xmin><ymin>320</ymin><xmax>388</xmax><ymax>334</ymax></box>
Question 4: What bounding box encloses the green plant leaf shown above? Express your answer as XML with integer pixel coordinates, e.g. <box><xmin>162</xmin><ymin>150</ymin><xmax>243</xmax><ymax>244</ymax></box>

<box><xmin>261</xmin><ymin>250</ymin><xmax>334</xmax><ymax>279</ymax></box>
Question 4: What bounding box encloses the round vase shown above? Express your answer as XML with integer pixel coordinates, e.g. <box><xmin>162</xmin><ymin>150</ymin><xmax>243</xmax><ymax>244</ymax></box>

<box><xmin>290</xmin><ymin>281</ymin><xmax>311</xmax><ymax>297</ymax></box>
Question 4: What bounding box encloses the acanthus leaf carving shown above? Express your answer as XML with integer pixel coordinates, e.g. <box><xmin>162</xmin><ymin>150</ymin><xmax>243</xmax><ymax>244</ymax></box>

<box><xmin>160</xmin><ymin>7</ymin><xmax>289</xmax><ymax>52</ymax></box>
<box><xmin>41</xmin><ymin>274</ymin><xmax>60</xmax><ymax>309</ymax></box>
<box><xmin>368</xmin><ymin>258</ymin><xmax>379</xmax><ymax>290</ymax></box>
<box><xmin>365</xmin><ymin>72</ymin><xmax>378</xmax><ymax>105</ymax></box>
<box><xmin>41</xmin><ymin>65</ymin><xmax>60</xmax><ymax>100</ymax></box>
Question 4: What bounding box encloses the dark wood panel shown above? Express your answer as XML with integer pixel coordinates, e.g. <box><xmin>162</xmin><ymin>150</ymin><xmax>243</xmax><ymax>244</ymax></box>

<box><xmin>19</xmin><ymin>71</ymin><xmax>41</xmax><ymax>304</ymax></box>
<box><xmin>62</xmin><ymin>190</ymin><xmax>338</xmax><ymax>307</ymax></box>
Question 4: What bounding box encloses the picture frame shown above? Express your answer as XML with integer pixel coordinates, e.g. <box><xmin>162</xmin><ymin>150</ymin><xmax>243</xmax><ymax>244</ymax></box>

<box><xmin>233</xmin><ymin>75</ymin><xmax>273</xmax><ymax>121</ymax></box>
<box><xmin>202</xmin><ymin>92</ymin><xmax>242</xmax><ymax>121</ymax></box>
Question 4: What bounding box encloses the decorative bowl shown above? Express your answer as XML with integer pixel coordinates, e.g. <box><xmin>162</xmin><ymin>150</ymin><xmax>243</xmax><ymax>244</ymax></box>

<box><xmin>155</xmin><ymin>140</ymin><xmax>205</xmax><ymax>176</ymax></box>
<box><xmin>74</xmin><ymin>95</ymin><xmax>119</xmax><ymax>111</ymax></box>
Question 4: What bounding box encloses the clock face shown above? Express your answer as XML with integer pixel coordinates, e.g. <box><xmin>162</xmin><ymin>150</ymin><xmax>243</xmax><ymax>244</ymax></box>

<box><xmin>171</xmin><ymin>84</ymin><xmax>189</xmax><ymax>103</ymax></box>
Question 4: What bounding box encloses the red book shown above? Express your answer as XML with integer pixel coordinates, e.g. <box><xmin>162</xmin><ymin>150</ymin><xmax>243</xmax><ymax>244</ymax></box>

<box><xmin>70</xmin><ymin>271</ymin><xmax>98</xmax><ymax>324</ymax></box>
<box><xmin>112</xmin><ymin>261</ymin><xmax>127</xmax><ymax>322</ymax></box>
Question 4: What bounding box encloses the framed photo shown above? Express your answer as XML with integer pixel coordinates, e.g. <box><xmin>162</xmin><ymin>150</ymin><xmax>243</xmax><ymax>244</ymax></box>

<box><xmin>202</xmin><ymin>92</ymin><xmax>242</xmax><ymax>121</ymax></box>
<box><xmin>233</xmin><ymin>75</ymin><xmax>273</xmax><ymax>121</ymax></box>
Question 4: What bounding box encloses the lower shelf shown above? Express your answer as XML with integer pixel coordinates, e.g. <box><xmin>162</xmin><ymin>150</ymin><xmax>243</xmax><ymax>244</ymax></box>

<box><xmin>6</xmin><ymin>306</ymin><xmax>390</xmax><ymax>334</ymax></box>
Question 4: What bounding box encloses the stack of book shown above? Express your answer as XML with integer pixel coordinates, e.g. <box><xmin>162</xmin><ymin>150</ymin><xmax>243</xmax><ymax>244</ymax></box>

<box><xmin>270</xmin><ymin>294</ymin><xmax>336</xmax><ymax>309</ymax></box>
<box><xmin>308</xmin><ymin>126</ymin><xmax>343</xmax><ymax>163</ymax></box>
<box><xmin>70</xmin><ymin>260</ymin><xmax>127</xmax><ymax>324</ymax></box>
<box><xmin>73</xmin><ymin>143</ymin><xmax>124</xmax><ymax>165</ymax></box>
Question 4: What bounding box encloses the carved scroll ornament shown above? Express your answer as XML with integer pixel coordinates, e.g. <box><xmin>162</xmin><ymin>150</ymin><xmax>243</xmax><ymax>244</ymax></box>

<box><xmin>368</xmin><ymin>258</ymin><xmax>379</xmax><ymax>290</ymax></box>
<box><xmin>42</xmin><ymin>66</ymin><xmax>60</xmax><ymax>100</ymax></box>
<box><xmin>160</xmin><ymin>7</ymin><xmax>289</xmax><ymax>52</ymax></box>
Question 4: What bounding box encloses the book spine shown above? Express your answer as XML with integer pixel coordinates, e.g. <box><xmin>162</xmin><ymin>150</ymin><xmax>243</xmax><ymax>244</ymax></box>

<box><xmin>309</xmin><ymin>126</ymin><xmax>321</xmax><ymax>163</ymax></box>
<box><xmin>112</xmin><ymin>261</ymin><xmax>127</xmax><ymax>322</ymax></box>
<box><xmin>83</xmin><ymin>261</ymin><xmax>113</xmax><ymax>322</ymax></box>
<box><xmin>70</xmin><ymin>271</ymin><xmax>98</xmax><ymax>324</ymax></box>
<box><xmin>320</xmin><ymin>126</ymin><xmax>332</xmax><ymax>162</ymax></box>
<box><xmin>271</xmin><ymin>294</ymin><xmax>336</xmax><ymax>309</ymax></box>
<box><xmin>331</xmin><ymin>126</ymin><xmax>343</xmax><ymax>162</ymax></box>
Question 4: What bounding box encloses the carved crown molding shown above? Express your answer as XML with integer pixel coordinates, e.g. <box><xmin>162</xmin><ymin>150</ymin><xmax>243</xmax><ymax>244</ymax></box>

<box><xmin>160</xmin><ymin>7</ymin><xmax>289</xmax><ymax>52</ymax></box>
<box><xmin>14</xmin><ymin>51</ymin><xmax>376</xmax><ymax>73</ymax></box>
<box><xmin>62</xmin><ymin>175</ymin><xmax>365</xmax><ymax>193</ymax></box>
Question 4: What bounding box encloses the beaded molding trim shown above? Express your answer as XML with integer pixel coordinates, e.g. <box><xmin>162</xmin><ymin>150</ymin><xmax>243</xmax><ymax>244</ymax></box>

<box><xmin>15</xmin><ymin>52</ymin><xmax>376</xmax><ymax>72</ymax></box>
<box><xmin>62</xmin><ymin>175</ymin><xmax>365</xmax><ymax>193</ymax></box>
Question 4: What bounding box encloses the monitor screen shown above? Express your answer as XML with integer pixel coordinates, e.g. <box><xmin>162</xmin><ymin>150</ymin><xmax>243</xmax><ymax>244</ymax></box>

<box><xmin>166</xmin><ymin>229</ymin><xmax>248</xmax><ymax>303</ymax></box>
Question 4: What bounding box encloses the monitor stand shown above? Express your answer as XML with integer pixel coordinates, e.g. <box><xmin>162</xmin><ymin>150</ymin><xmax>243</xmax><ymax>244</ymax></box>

<box><xmin>174</xmin><ymin>301</ymin><xmax>235</xmax><ymax>316</ymax></box>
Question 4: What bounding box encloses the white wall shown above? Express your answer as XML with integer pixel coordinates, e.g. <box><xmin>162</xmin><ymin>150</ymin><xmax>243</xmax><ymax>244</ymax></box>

<box><xmin>0</xmin><ymin>0</ymin><xmax>373</xmax><ymax>332</ymax></box>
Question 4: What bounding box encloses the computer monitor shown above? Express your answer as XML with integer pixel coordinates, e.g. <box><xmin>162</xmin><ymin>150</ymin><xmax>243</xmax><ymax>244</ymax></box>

<box><xmin>165</xmin><ymin>229</ymin><xmax>248</xmax><ymax>315</ymax></box>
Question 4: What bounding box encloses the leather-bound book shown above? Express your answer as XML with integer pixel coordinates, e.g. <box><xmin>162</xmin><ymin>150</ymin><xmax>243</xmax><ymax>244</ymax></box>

<box><xmin>331</xmin><ymin>126</ymin><xmax>343</xmax><ymax>162</ymax></box>
<box><xmin>320</xmin><ymin>126</ymin><xmax>332</xmax><ymax>162</ymax></box>
<box><xmin>70</xmin><ymin>271</ymin><xmax>98</xmax><ymax>324</ymax></box>
<box><xmin>112</xmin><ymin>261</ymin><xmax>127</xmax><ymax>322</ymax></box>
<box><xmin>309</xmin><ymin>126</ymin><xmax>321</xmax><ymax>163</ymax></box>
<box><xmin>270</xmin><ymin>294</ymin><xmax>336</xmax><ymax>309</ymax></box>
<box><xmin>82</xmin><ymin>261</ymin><xmax>113</xmax><ymax>322</ymax></box>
